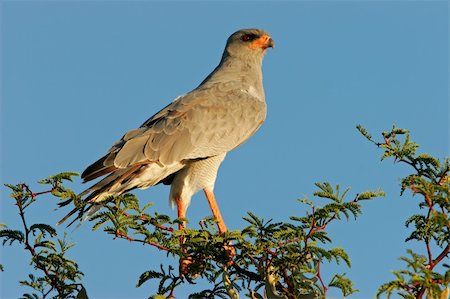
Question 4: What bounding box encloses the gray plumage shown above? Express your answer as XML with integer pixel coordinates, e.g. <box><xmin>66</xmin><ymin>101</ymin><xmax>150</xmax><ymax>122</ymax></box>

<box><xmin>58</xmin><ymin>28</ymin><xmax>274</xmax><ymax>228</ymax></box>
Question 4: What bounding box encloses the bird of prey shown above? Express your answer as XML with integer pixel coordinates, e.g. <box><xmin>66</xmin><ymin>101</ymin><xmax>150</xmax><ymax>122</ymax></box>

<box><xmin>58</xmin><ymin>28</ymin><xmax>274</xmax><ymax>233</ymax></box>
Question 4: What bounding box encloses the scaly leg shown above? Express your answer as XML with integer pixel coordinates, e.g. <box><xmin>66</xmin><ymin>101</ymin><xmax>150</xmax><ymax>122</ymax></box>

<box><xmin>203</xmin><ymin>189</ymin><xmax>227</xmax><ymax>233</ymax></box>
<box><xmin>204</xmin><ymin>189</ymin><xmax>235</xmax><ymax>264</ymax></box>
<box><xmin>176</xmin><ymin>196</ymin><xmax>187</xmax><ymax>230</ymax></box>
<box><xmin>176</xmin><ymin>197</ymin><xmax>191</xmax><ymax>275</ymax></box>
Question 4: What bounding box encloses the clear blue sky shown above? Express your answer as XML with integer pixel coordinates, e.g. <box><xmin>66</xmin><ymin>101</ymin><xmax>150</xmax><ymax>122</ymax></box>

<box><xmin>1</xmin><ymin>1</ymin><xmax>448</xmax><ymax>298</ymax></box>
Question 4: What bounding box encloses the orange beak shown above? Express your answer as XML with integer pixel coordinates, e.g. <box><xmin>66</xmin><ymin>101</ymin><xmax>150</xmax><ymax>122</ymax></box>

<box><xmin>248</xmin><ymin>34</ymin><xmax>275</xmax><ymax>50</ymax></box>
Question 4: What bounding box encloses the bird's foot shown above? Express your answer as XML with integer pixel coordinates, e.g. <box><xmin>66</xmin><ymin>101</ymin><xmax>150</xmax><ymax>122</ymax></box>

<box><xmin>179</xmin><ymin>255</ymin><xmax>192</xmax><ymax>276</ymax></box>
<box><xmin>179</xmin><ymin>255</ymin><xmax>202</xmax><ymax>279</ymax></box>
<box><xmin>223</xmin><ymin>241</ymin><xmax>235</xmax><ymax>266</ymax></box>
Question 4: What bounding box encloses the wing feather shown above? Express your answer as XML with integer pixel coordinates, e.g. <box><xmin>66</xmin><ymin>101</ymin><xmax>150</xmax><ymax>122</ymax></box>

<box><xmin>114</xmin><ymin>136</ymin><xmax>148</xmax><ymax>168</ymax></box>
<box><xmin>82</xmin><ymin>83</ymin><xmax>266</xmax><ymax>181</ymax></box>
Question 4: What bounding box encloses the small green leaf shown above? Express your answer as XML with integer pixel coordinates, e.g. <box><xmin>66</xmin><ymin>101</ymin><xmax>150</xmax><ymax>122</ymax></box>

<box><xmin>29</xmin><ymin>224</ymin><xmax>57</xmax><ymax>238</ymax></box>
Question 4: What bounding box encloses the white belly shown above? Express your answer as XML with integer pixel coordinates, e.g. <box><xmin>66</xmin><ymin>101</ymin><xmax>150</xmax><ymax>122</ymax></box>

<box><xmin>169</xmin><ymin>153</ymin><xmax>226</xmax><ymax>210</ymax></box>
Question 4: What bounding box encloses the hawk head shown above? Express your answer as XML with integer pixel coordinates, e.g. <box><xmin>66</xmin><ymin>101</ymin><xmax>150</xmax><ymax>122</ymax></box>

<box><xmin>224</xmin><ymin>29</ymin><xmax>274</xmax><ymax>60</ymax></box>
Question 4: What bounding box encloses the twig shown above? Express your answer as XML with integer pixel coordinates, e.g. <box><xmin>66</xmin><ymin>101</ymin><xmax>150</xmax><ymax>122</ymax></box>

<box><xmin>425</xmin><ymin>238</ymin><xmax>433</xmax><ymax>269</ymax></box>
<box><xmin>316</xmin><ymin>260</ymin><xmax>327</xmax><ymax>296</ymax></box>
<box><xmin>431</xmin><ymin>244</ymin><xmax>450</xmax><ymax>269</ymax></box>
<box><xmin>231</xmin><ymin>263</ymin><xmax>261</xmax><ymax>281</ymax></box>
<box><xmin>17</xmin><ymin>185</ymin><xmax>63</xmax><ymax>296</ymax></box>
<box><xmin>114</xmin><ymin>230</ymin><xmax>170</xmax><ymax>251</ymax></box>
<box><xmin>149</xmin><ymin>219</ymin><xmax>175</xmax><ymax>232</ymax></box>
<box><xmin>118</xmin><ymin>209</ymin><xmax>174</xmax><ymax>232</ymax></box>
<box><xmin>283</xmin><ymin>268</ymin><xmax>295</xmax><ymax>295</ymax></box>
<box><xmin>22</xmin><ymin>183</ymin><xmax>56</xmax><ymax>201</ymax></box>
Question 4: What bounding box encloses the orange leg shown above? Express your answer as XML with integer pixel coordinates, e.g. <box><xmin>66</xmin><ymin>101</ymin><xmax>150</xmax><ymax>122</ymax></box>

<box><xmin>176</xmin><ymin>196</ymin><xmax>191</xmax><ymax>275</ymax></box>
<box><xmin>204</xmin><ymin>189</ymin><xmax>235</xmax><ymax>265</ymax></box>
<box><xmin>203</xmin><ymin>189</ymin><xmax>227</xmax><ymax>233</ymax></box>
<box><xmin>176</xmin><ymin>197</ymin><xmax>187</xmax><ymax>231</ymax></box>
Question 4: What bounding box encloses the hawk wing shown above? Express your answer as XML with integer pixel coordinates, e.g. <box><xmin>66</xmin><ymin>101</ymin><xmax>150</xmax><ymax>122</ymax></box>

<box><xmin>82</xmin><ymin>82</ymin><xmax>266</xmax><ymax>182</ymax></box>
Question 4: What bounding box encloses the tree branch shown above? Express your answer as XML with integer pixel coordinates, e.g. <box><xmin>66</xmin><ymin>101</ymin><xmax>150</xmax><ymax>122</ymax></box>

<box><xmin>17</xmin><ymin>185</ymin><xmax>64</xmax><ymax>296</ymax></box>
<box><xmin>114</xmin><ymin>230</ymin><xmax>170</xmax><ymax>251</ymax></box>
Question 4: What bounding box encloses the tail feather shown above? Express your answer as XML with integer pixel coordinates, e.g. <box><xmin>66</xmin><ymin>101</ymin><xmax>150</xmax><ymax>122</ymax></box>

<box><xmin>66</xmin><ymin>204</ymin><xmax>102</xmax><ymax>228</ymax></box>
<box><xmin>58</xmin><ymin>162</ymin><xmax>185</xmax><ymax>227</ymax></box>
<box><xmin>57</xmin><ymin>203</ymin><xmax>102</xmax><ymax>228</ymax></box>
<box><xmin>81</xmin><ymin>154</ymin><xmax>117</xmax><ymax>182</ymax></box>
<box><xmin>57</xmin><ymin>165</ymin><xmax>149</xmax><ymax>227</ymax></box>
<box><xmin>57</xmin><ymin>206</ymin><xmax>79</xmax><ymax>226</ymax></box>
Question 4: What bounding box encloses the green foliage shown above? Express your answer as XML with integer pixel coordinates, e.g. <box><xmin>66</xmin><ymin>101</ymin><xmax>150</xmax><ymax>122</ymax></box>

<box><xmin>377</xmin><ymin>250</ymin><xmax>449</xmax><ymax>299</ymax></box>
<box><xmin>3</xmin><ymin>174</ymin><xmax>382</xmax><ymax>298</ymax></box>
<box><xmin>12</xmin><ymin>126</ymin><xmax>449</xmax><ymax>298</ymax></box>
<box><xmin>1</xmin><ymin>174</ymin><xmax>86</xmax><ymax>299</ymax></box>
<box><xmin>75</xmin><ymin>181</ymin><xmax>381</xmax><ymax>298</ymax></box>
<box><xmin>2</xmin><ymin>171</ymin><xmax>383</xmax><ymax>298</ymax></box>
<box><xmin>329</xmin><ymin>273</ymin><xmax>355</xmax><ymax>297</ymax></box>
<box><xmin>358</xmin><ymin>125</ymin><xmax>450</xmax><ymax>298</ymax></box>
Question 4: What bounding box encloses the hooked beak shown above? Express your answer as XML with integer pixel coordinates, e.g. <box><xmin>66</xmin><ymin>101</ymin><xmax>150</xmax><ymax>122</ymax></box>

<box><xmin>249</xmin><ymin>34</ymin><xmax>275</xmax><ymax>50</ymax></box>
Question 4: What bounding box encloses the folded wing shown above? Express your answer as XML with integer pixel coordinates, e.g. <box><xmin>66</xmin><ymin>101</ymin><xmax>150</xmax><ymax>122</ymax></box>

<box><xmin>82</xmin><ymin>83</ymin><xmax>267</xmax><ymax>188</ymax></box>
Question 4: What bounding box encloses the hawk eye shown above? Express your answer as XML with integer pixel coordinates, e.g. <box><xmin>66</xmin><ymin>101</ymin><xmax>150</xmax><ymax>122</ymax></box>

<box><xmin>241</xmin><ymin>33</ymin><xmax>258</xmax><ymax>42</ymax></box>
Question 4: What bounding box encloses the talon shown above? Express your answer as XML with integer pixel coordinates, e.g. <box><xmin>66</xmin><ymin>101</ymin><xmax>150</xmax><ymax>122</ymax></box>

<box><xmin>179</xmin><ymin>256</ymin><xmax>193</xmax><ymax>276</ymax></box>
<box><xmin>224</xmin><ymin>241</ymin><xmax>236</xmax><ymax>266</ymax></box>
<box><xmin>179</xmin><ymin>255</ymin><xmax>202</xmax><ymax>279</ymax></box>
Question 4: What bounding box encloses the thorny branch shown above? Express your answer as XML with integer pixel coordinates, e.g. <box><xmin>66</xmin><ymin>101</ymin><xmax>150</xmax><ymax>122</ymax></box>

<box><xmin>114</xmin><ymin>230</ymin><xmax>170</xmax><ymax>251</ymax></box>
<box><xmin>372</xmin><ymin>126</ymin><xmax>450</xmax><ymax>299</ymax></box>
<box><xmin>17</xmin><ymin>184</ymin><xmax>64</xmax><ymax>297</ymax></box>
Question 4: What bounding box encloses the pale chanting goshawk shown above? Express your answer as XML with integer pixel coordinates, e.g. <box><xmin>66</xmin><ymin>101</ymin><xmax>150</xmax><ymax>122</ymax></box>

<box><xmin>58</xmin><ymin>29</ymin><xmax>274</xmax><ymax>233</ymax></box>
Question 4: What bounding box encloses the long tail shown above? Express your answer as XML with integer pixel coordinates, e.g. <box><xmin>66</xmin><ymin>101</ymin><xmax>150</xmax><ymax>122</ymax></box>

<box><xmin>57</xmin><ymin>206</ymin><xmax>79</xmax><ymax>226</ymax></box>
<box><xmin>56</xmin><ymin>165</ymin><xmax>144</xmax><ymax>227</ymax></box>
<box><xmin>56</xmin><ymin>203</ymin><xmax>102</xmax><ymax>227</ymax></box>
<box><xmin>57</xmin><ymin>161</ymin><xmax>185</xmax><ymax>227</ymax></box>
<box><xmin>57</xmin><ymin>162</ymin><xmax>180</xmax><ymax>227</ymax></box>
